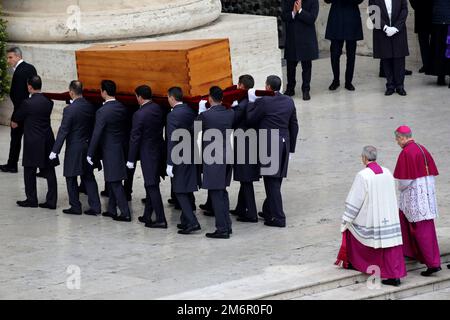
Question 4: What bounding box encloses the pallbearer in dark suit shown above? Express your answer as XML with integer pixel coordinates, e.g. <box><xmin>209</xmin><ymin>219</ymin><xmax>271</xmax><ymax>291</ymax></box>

<box><xmin>87</xmin><ymin>80</ymin><xmax>131</xmax><ymax>222</ymax></box>
<box><xmin>325</xmin><ymin>0</ymin><xmax>364</xmax><ymax>91</ymax></box>
<box><xmin>198</xmin><ymin>87</ymin><xmax>235</xmax><ymax>239</ymax></box>
<box><xmin>369</xmin><ymin>0</ymin><xmax>409</xmax><ymax>96</ymax></box>
<box><xmin>282</xmin><ymin>0</ymin><xmax>320</xmax><ymax>101</ymax></box>
<box><xmin>230</xmin><ymin>75</ymin><xmax>259</xmax><ymax>223</ymax></box>
<box><xmin>127</xmin><ymin>85</ymin><xmax>167</xmax><ymax>228</ymax></box>
<box><xmin>166</xmin><ymin>87</ymin><xmax>201</xmax><ymax>234</ymax></box>
<box><xmin>409</xmin><ymin>0</ymin><xmax>433</xmax><ymax>73</ymax></box>
<box><xmin>50</xmin><ymin>81</ymin><xmax>101</xmax><ymax>216</ymax></box>
<box><xmin>1</xmin><ymin>47</ymin><xmax>37</xmax><ymax>173</ymax></box>
<box><xmin>15</xmin><ymin>76</ymin><xmax>59</xmax><ymax>209</ymax></box>
<box><xmin>247</xmin><ymin>76</ymin><xmax>299</xmax><ymax>228</ymax></box>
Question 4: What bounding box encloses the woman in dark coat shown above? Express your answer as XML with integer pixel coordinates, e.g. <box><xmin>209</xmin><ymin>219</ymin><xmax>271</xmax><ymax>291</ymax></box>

<box><xmin>427</xmin><ymin>0</ymin><xmax>450</xmax><ymax>87</ymax></box>
<box><xmin>325</xmin><ymin>0</ymin><xmax>364</xmax><ymax>91</ymax></box>
<box><xmin>282</xmin><ymin>0</ymin><xmax>319</xmax><ymax>101</ymax></box>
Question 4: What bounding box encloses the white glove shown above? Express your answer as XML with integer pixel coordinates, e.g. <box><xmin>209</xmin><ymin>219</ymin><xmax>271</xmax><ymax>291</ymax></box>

<box><xmin>385</xmin><ymin>26</ymin><xmax>398</xmax><ymax>37</ymax></box>
<box><xmin>289</xmin><ymin>153</ymin><xmax>294</xmax><ymax>161</ymax></box>
<box><xmin>231</xmin><ymin>100</ymin><xmax>239</xmax><ymax>108</ymax></box>
<box><xmin>126</xmin><ymin>161</ymin><xmax>135</xmax><ymax>169</ymax></box>
<box><xmin>49</xmin><ymin>152</ymin><xmax>57</xmax><ymax>160</ymax></box>
<box><xmin>166</xmin><ymin>165</ymin><xmax>174</xmax><ymax>178</ymax></box>
<box><xmin>87</xmin><ymin>156</ymin><xmax>93</xmax><ymax>166</ymax></box>
<box><xmin>198</xmin><ymin>100</ymin><xmax>208</xmax><ymax>114</ymax></box>
<box><xmin>248</xmin><ymin>89</ymin><xmax>260</xmax><ymax>103</ymax></box>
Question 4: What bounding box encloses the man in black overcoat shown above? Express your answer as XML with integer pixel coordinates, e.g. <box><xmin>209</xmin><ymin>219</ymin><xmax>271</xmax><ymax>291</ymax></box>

<box><xmin>409</xmin><ymin>0</ymin><xmax>433</xmax><ymax>73</ymax></box>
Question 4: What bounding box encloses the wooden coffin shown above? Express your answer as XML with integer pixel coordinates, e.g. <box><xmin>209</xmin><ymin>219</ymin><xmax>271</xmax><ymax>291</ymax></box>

<box><xmin>75</xmin><ymin>39</ymin><xmax>233</xmax><ymax>97</ymax></box>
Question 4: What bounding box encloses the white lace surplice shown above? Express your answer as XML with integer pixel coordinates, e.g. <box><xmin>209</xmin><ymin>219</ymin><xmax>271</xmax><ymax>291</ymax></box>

<box><xmin>398</xmin><ymin>176</ymin><xmax>438</xmax><ymax>223</ymax></box>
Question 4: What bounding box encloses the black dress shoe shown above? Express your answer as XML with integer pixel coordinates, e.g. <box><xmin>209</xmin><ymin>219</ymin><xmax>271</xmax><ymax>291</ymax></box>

<box><xmin>230</xmin><ymin>209</ymin><xmax>243</xmax><ymax>216</ymax></box>
<box><xmin>102</xmin><ymin>211</ymin><xmax>117</xmax><ymax>218</ymax></box>
<box><xmin>345</xmin><ymin>83</ymin><xmax>355</xmax><ymax>91</ymax></box>
<box><xmin>284</xmin><ymin>89</ymin><xmax>295</xmax><ymax>97</ymax></box>
<box><xmin>385</xmin><ymin>88</ymin><xmax>395</xmax><ymax>96</ymax></box>
<box><xmin>63</xmin><ymin>208</ymin><xmax>82</xmax><ymax>215</ymax></box>
<box><xmin>228</xmin><ymin>229</ymin><xmax>233</xmax><ymax>235</ymax></box>
<box><xmin>113</xmin><ymin>215</ymin><xmax>132</xmax><ymax>222</ymax></box>
<box><xmin>405</xmin><ymin>69</ymin><xmax>413</xmax><ymax>76</ymax></box>
<box><xmin>420</xmin><ymin>267</ymin><xmax>442</xmax><ymax>277</ymax></box>
<box><xmin>203</xmin><ymin>211</ymin><xmax>215</xmax><ymax>217</ymax></box>
<box><xmin>145</xmin><ymin>221</ymin><xmax>168</xmax><ymax>229</ymax></box>
<box><xmin>447</xmin><ymin>264</ymin><xmax>450</xmax><ymax>269</ymax></box>
<box><xmin>17</xmin><ymin>200</ymin><xmax>38</xmax><ymax>208</ymax></box>
<box><xmin>100</xmin><ymin>190</ymin><xmax>109</xmax><ymax>197</ymax></box>
<box><xmin>381</xmin><ymin>278</ymin><xmax>401</xmax><ymax>287</ymax></box>
<box><xmin>396</xmin><ymin>88</ymin><xmax>407</xmax><ymax>96</ymax></box>
<box><xmin>36</xmin><ymin>171</ymin><xmax>45</xmax><ymax>178</ymax></box>
<box><xmin>126</xmin><ymin>194</ymin><xmax>132</xmax><ymax>202</ymax></box>
<box><xmin>264</xmin><ymin>219</ymin><xmax>286</xmax><ymax>228</ymax></box>
<box><xmin>168</xmin><ymin>198</ymin><xmax>177</xmax><ymax>205</ymax></box>
<box><xmin>199</xmin><ymin>203</ymin><xmax>212</xmax><ymax>211</ymax></box>
<box><xmin>141</xmin><ymin>198</ymin><xmax>146</xmax><ymax>204</ymax></box>
<box><xmin>418</xmin><ymin>66</ymin><xmax>425</xmax><ymax>73</ymax></box>
<box><xmin>138</xmin><ymin>216</ymin><xmax>150</xmax><ymax>224</ymax></box>
<box><xmin>437</xmin><ymin>76</ymin><xmax>446</xmax><ymax>86</ymax></box>
<box><xmin>302</xmin><ymin>91</ymin><xmax>311</xmax><ymax>101</ymax></box>
<box><xmin>206</xmin><ymin>230</ymin><xmax>230</xmax><ymax>239</ymax></box>
<box><xmin>237</xmin><ymin>216</ymin><xmax>258</xmax><ymax>223</ymax></box>
<box><xmin>177</xmin><ymin>223</ymin><xmax>188</xmax><ymax>230</ymax></box>
<box><xmin>258</xmin><ymin>212</ymin><xmax>269</xmax><ymax>220</ymax></box>
<box><xmin>328</xmin><ymin>81</ymin><xmax>340</xmax><ymax>91</ymax></box>
<box><xmin>39</xmin><ymin>203</ymin><xmax>56</xmax><ymax>210</ymax></box>
<box><xmin>0</xmin><ymin>164</ymin><xmax>18</xmax><ymax>173</ymax></box>
<box><xmin>178</xmin><ymin>224</ymin><xmax>201</xmax><ymax>234</ymax></box>
<box><xmin>84</xmin><ymin>209</ymin><xmax>100</xmax><ymax>216</ymax></box>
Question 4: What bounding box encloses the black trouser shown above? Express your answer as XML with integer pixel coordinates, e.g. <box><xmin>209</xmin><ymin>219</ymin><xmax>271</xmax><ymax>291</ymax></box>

<box><xmin>7</xmin><ymin>125</ymin><xmax>24</xmax><ymax>168</ymax></box>
<box><xmin>418</xmin><ymin>31</ymin><xmax>432</xmax><ymax>71</ymax></box>
<box><xmin>382</xmin><ymin>57</ymin><xmax>406</xmax><ymax>90</ymax></box>
<box><xmin>330</xmin><ymin>40</ymin><xmax>357</xmax><ymax>84</ymax></box>
<box><xmin>176</xmin><ymin>192</ymin><xmax>199</xmax><ymax>227</ymax></box>
<box><xmin>143</xmin><ymin>184</ymin><xmax>166</xmax><ymax>223</ymax></box>
<box><xmin>107</xmin><ymin>181</ymin><xmax>131</xmax><ymax>217</ymax></box>
<box><xmin>262</xmin><ymin>177</ymin><xmax>285</xmax><ymax>225</ymax></box>
<box><xmin>24</xmin><ymin>166</ymin><xmax>57</xmax><ymax>207</ymax></box>
<box><xmin>66</xmin><ymin>170</ymin><xmax>101</xmax><ymax>214</ymax></box>
<box><xmin>103</xmin><ymin>167</ymin><xmax>135</xmax><ymax>197</ymax></box>
<box><xmin>233</xmin><ymin>182</ymin><xmax>257</xmax><ymax>219</ymax></box>
<box><xmin>286</xmin><ymin>60</ymin><xmax>312</xmax><ymax>92</ymax></box>
<box><xmin>209</xmin><ymin>189</ymin><xmax>232</xmax><ymax>233</ymax></box>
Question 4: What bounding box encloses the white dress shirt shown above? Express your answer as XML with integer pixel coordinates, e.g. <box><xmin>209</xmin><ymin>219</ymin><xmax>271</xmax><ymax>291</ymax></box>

<box><xmin>384</xmin><ymin>0</ymin><xmax>392</xmax><ymax>22</ymax></box>
<box><xmin>103</xmin><ymin>98</ymin><xmax>116</xmax><ymax>105</ymax></box>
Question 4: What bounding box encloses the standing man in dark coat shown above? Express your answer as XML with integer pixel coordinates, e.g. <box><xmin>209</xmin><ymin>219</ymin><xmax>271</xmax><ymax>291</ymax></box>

<box><xmin>166</xmin><ymin>87</ymin><xmax>201</xmax><ymax>234</ymax></box>
<box><xmin>282</xmin><ymin>0</ymin><xmax>320</xmax><ymax>101</ymax></box>
<box><xmin>50</xmin><ymin>80</ymin><xmax>101</xmax><ymax>216</ymax></box>
<box><xmin>14</xmin><ymin>76</ymin><xmax>58</xmax><ymax>209</ymax></box>
<box><xmin>197</xmin><ymin>87</ymin><xmax>235</xmax><ymax>239</ymax></box>
<box><xmin>369</xmin><ymin>0</ymin><xmax>409</xmax><ymax>96</ymax></box>
<box><xmin>247</xmin><ymin>76</ymin><xmax>299</xmax><ymax>228</ymax></box>
<box><xmin>409</xmin><ymin>0</ymin><xmax>434</xmax><ymax>73</ymax></box>
<box><xmin>127</xmin><ymin>85</ymin><xmax>167</xmax><ymax>228</ymax></box>
<box><xmin>325</xmin><ymin>0</ymin><xmax>364</xmax><ymax>91</ymax></box>
<box><xmin>87</xmin><ymin>80</ymin><xmax>131</xmax><ymax>222</ymax></box>
<box><xmin>230</xmin><ymin>75</ymin><xmax>260</xmax><ymax>223</ymax></box>
<box><xmin>1</xmin><ymin>47</ymin><xmax>37</xmax><ymax>173</ymax></box>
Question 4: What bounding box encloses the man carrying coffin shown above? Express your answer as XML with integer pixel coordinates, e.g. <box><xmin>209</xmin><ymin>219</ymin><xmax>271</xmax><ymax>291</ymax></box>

<box><xmin>87</xmin><ymin>80</ymin><xmax>132</xmax><ymax>222</ymax></box>
<box><xmin>127</xmin><ymin>85</ymin><xmax>167</xmax><ymax>228</ymax></box>
<box><xmin>336</xmin><ymin>146</ymin><xmax>406</xmax><ymax>287</ymax></box>
<box><xmin>394</xmin><ymin>126</ymin><xmax>442</xmax><ymax>276</ymax></box>
<box><xmin>247</xmin><ymin>75</ymin><xmax>299</xmax><ymax>228</ymax></box>
<box><xmin>166</xmin><ymin>87</ymin><xmax>201</xmax><ymax>234</ymax></box>
<box><xmin>50</xmin><ymin>80</ymin><xmax>101</xmax><ymax>216</ymax></box>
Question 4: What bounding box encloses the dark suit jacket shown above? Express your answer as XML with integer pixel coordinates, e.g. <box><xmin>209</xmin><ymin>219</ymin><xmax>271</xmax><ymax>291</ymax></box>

<box><xmin>369</xmin><ymin>0</ymin><xmax>410</xmax><ymax>59</ymax></box>
<box><xmin>410</xmin><ymin>0</ymin><xmax>433</xmax><ymax>33</ymax></box>
<box><xmin>52</xmin><ymin>97</ymin><xmax>97</xmax><ymax>177</ymax></box>
<box><xmin>128</xmin><ymin>101</ymin><xmax>165</xmax><ymax>187</ymax></box>
<box><xmin>13</xmin><ymin>93</ymin><xmax>59</xmax><ymax>168</ymax></box>
<box><xmin>282</xmin><ymin>0</ymin><xmax>320</xmax><ymax>61</ymax></box>
<box><xmin>325</xmin><ymin>0</ymin><xmax>364</xmax><ymax>41</ymax></box>
<box><xmin>166</xmin><ymin>103</ymin><xmax>199</xmax><ymax>193</ymax></box>
<box><xmin>232</xmin><ymin>98</ymin><xmax>260</xmax><ymax>182</ymax></box>
<box><xmin>197</xmin><ymin>105</ymin><xmax>235</xmax><ymax>190</ymax></box>
<box><xmin>10</xmin><ymin>61</ymin><xmax>37</xmax><ymax>122</ymax></box>
<box><xmin>88</xmin><ymin>100</ymin><xmax>128</xmax><ymax>182</ymax></box>
<box><xmin>247</xmin><ymin>92</ymin><xmax>299</xmax><ymax>178</ymax></box>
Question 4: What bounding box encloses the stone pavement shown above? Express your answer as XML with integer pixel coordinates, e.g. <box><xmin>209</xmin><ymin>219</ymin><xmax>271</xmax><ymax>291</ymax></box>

<box><xmin>0</xmin><ymin>56</ymin><xmax>449</xmax><ymax>299</ymax></box>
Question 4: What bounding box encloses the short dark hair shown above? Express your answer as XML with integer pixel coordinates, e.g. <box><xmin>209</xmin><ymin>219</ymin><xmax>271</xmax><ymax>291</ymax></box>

<box><xmin>168</xmin><ymin>87</ymin><xmax>183</xmax><ymax>102</ymax></box>
<box><xmin>238</xmin><ymin>74</ymin><xmax>255</xmax><ymax>90</ymax></box>
<box><xmin>7</xmin><ymin>47</ymin><xmax>22</xmax><ymax>57</ymax></box>
<box><xmin>101</xmin><ymin>80</ymin><xmax>116</xmax><ymax>96</ymax></box>
<box><xmin>209</xmin><ymin>86</ymin><xmax>223</xmax><ymax>103</ymax></box>
<box><xmin>27</xmin><ymin>75</ymin><xmax>42</xmax><ymax>90</ymax></box>
<box><xmin>69</xmin><ymin>80</ymin><xmax>83</xmax><ymax>96</ymax></box>
<box><xmin>266</xmin><ymin>75</ymin><xmax>282</xmax><ymax>91</ymax></box>
<box><xmin>135</xmin><ymin>85</ymin><xmax>152</xmax><ymax>100</ymax></box>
